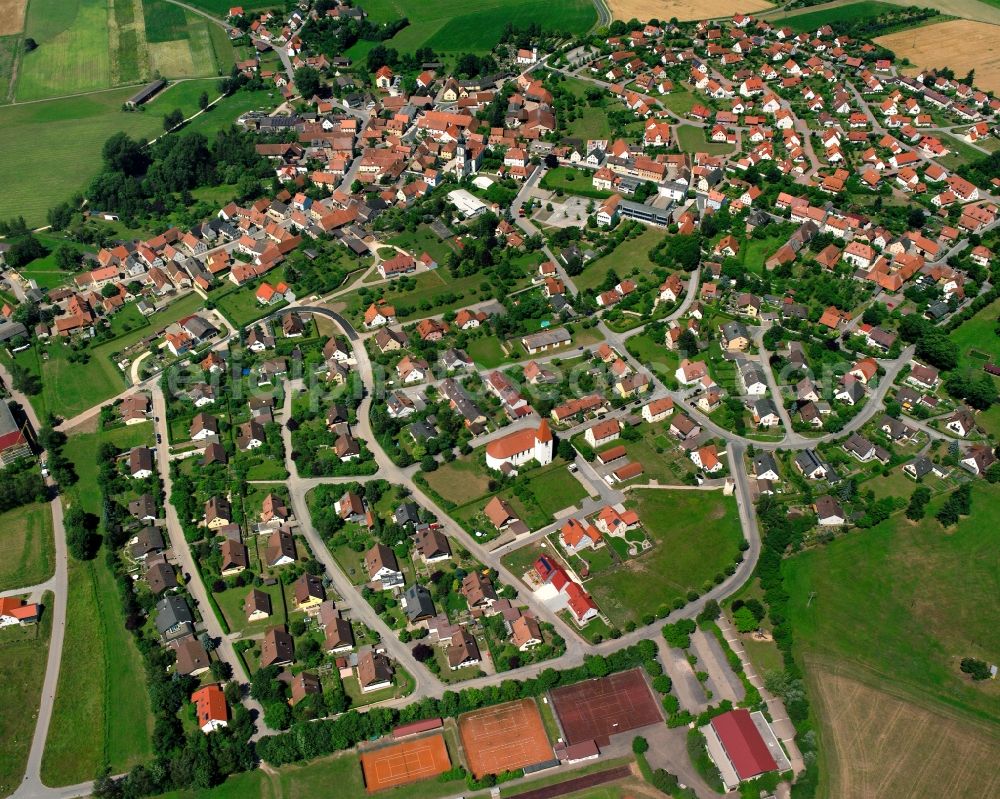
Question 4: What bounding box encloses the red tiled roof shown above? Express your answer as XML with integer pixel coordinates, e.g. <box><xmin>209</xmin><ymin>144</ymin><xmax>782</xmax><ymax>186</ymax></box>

<box><xmin>711</xmin><ymin>709</ymin><xmax>777</xmax><ymax>780</ymax></box>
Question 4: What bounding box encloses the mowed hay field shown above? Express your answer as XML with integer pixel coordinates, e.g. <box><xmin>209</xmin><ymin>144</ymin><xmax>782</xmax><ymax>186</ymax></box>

<box><xmin>16</xmin><ymin>0</ymin><xmax>112</xmax><ymax>100</ymax></box>
<box><xmin>877</xmin><ymin>20</ymin><xmax>1000</xmax><ymax>92</ymax></box>
<box><xmin>0</xmin><ymin>0</ymin><xmax>27</xmax><ymax>36</ymax></box>
<box><xmin>362</xmin><ymin>0</ymin><xmax>596</xmax><ymax>54</ymax></box>
<box><xmin>608</xmin><ymin>0</ymin><xmax>773</xmax><ymax>22</ymax></box>
<box><xmin>810</xmin><ymin>666</ymin><xmax>1000</xmax><ymax>799</ymax></box>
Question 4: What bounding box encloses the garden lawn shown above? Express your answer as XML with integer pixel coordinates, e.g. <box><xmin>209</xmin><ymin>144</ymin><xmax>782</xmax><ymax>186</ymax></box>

<box><xmin>387</xmin><ymin>225</ymin><xmax>456</xmax><ymax>265</ymax></box>
<box><xmin>0</xmin><ymin>502</ymin><xmax>55</xmax><ymax>592</ymax></box>
<box><xmin>215</xmin><ymin>580</ymin><xmax>288</xmax><ymax>635</ymax></box>
<box><xmin>675</xmin><ymin>125</ymin><xmax>735</xmax><ymax>156</ymax></box>
<box><xmin>466</xmin><ymin>335</ymin><xmax>511</xmax><ymax>368</ymax></box>
<box><xmin>574</xmin><ymin>227</ymin><xmax>667</xmax><ymax>291</ymax></box>
<box><xmin>528</xmin><ymin>465</ymin><xmax>591</xmax><ymax>513</ymax></box>
<box><xmin>214</xmin><ymin>282</ymin><xmax>284</xmax><ymax>326</ymax></box>
<box><xmin>784</xmin><ymin>482</ymin><xmax>1000</xmax><ymax>724</ymax></box>
<box><xmin>422</xmin><ymin>457</ymin><xmax>492</xmax><ymax>505</ymax></box>
<box><xmin>540</xmin><ymin>166</ymin><xmax>612</xmax><ymax>199</ymax></box>
<box><xmin>0</xmin><ymin>592</ymin><xmax>52</xmax><ymax>798</ymax></box>
<box><xmin>585</xmin><ymin>489</ymin><xmax>744</xmax><ymax>627</ymax></box>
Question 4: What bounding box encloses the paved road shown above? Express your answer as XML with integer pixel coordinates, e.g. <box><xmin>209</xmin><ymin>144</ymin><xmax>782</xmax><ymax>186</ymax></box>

<box><xmin>0</xmin><ymin>365</ymin><xmax>73</xmax><ymax>799</ymax></box>
<box><xmin>151</xmin><ymin>387</ymin><xmax>273</xmax><ymax>735</ymax></box>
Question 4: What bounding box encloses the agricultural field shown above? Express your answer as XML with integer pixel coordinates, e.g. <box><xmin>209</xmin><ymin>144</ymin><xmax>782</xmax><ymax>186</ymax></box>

<box><xmin>810</xmin><ymin>667</ymin><xmax>1000</xmax><ymax>799</ymax></box>
<box><xmin>16</xmin><ymin>0</ymin><xmax>112</xmax><ymax>100</ymax></box>
<box><xmin>0</xmin><ymin>34</ymin><xmax>20</xmax><ymax>102</ymax></box>
<box><xmin>785</xmin><ymin>484</ymin><xmax>1000</xmax><ymax>797</ymax></box>
<box><xmin>876</xmin><ymin>19</ymin><xmax>1000</xmax><ymax>93</ymax></box>
<box><xmin>0</xmin><ymin>592</ymin><xmax>52</xmax><ymax>798</ymax></box>
<box><xmin>362</xmin><ymin>0</ymin><xmax>596</xmax><ymax>54</ymax></box>
<box><xmin>0</xmin><ymin>0</ymin><xmax>27</xmax><ymax>36</ymax></box>
<box><xmin>143</xmin><ymin>0</ymin><xmax>234</xmax><ymax>79</ymax></box>
<box><xmin>608</xmin><ymin>0</ymin><xmax>772</xmax><ymax>23</ymax></box>
<box><xmin>774</xmin><ymin>1</ymin><xmax>897</xmax><ymax>32</ymax></box>
<box><xmin>784</xmin><ymin>483</ymin><xmax>1000</xmax><ymax>726</ymax></box>
<box><xmin>0</xmin><ymin>81</ymin><xmax>217</xmax><ymax>226</ymax></box>
<box><xmin>585</xmin><ymin>489</ymin><xmax>744</xmax><ymax>626</ymax></box>
<box><xmin>179</xmin><ymin>0</ymin><xmax>273</xmax><ymax>14</ymax></box>
<box><xmin>0</xmin><ymin>502</ymin><xmax>55</xmax><ymax>592</ymax></box>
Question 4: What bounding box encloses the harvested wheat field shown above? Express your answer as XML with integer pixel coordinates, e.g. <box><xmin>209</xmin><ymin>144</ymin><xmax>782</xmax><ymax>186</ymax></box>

<box><xmin>876</xmin><ymin>20</ymin><xmax>1000</xmax><ymax>93</ymax></box>
<box><xmin>0</xmin><ymin>0</ymin><xmax>28</xmax><ymax>35</ymax></box>
<box><xmin>810</xmin><ymin>665</ymin><xmax>1000</xmax><ymax>799</ymax></box>
<box><xmin>608</xmin><ymin>0</ymin><xmax>772</xmax><ymax>21</ymax></box>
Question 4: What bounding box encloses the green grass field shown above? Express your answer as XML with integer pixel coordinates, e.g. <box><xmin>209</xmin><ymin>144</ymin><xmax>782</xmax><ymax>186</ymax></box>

<box><xmin>40</xmin><ymin>558</ymin><xmax>154</xmax><ymax>785</ymax></box>
<box><xmin>585</xmin><ymin>489</ymin><xmax>744</xmax><ymax>626</ymax></box>
<box><xmin>675</xmin><ymin>125</ymin><xmax>736</xmax><ymax>156</ymax></box>
<box><xmin>0</xmin><ymin>81</ymin><xmax>218</xmax><ymax>226</ymax></box>
<box><xmin>784</xmin><ymin>482</ymin><xmax>1000</xmax><ymax>725</ymax></box>
<box><xmin>0</xmin><ymin>592</ymin><xmax>53</xmax><ymax>797</ymax></box>
<box><xmin>575</xmin><ymin>227</ymin><xmax>667</xmax><ymax>292</ymax></box>
<box><xmin>0</xmin><ymin>503</ymin><xmax>55</xmax><ymax>592</ymax></box>
<box><xmin>362</xmin><ymin>0</ymin><xmax>596</xmax><ymax>54</ymax></box>
<box><xmin>0</xmin><ymin>34</ymin><xmax>19</xmax><ymax>102</ymax></box>
<box><xmin>774</xmin><ymin>1</ymin><xmax>898</xmax><ymax>33</ymax></box>
<box><xmin>540</xmin><ymin>166</ymin><xmax>612</xmax><ymax>200</ymax></box>
<box><xmin>178</xmin><ymin>0</ymin><xmax>274</xmax><ymax>15</ymax></box>
<box><xmin>16</xmin><ymin>0</ymin><xmax>112</xmax><ymax>100</ymax></box>
<box><xmin>41</xmin><ymin>423</ymin><xmax>155</xmax><ymax>786</ymax></box>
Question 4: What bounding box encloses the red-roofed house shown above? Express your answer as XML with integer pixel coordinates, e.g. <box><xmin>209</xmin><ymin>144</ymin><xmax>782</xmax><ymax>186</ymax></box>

<box><xmin>191</xmin><ymin>684</ymin><xmax>229</xmax><ymax>733</ymax></box>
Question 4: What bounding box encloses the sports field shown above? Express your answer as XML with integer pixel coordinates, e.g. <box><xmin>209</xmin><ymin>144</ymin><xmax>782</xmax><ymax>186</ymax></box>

<box><xmin>608</xmin><ymin>0</ymin><xmax>772</xmax><ymax>22</ymax></box>
<box><xmin>549</xmin><ymin>669</ymin><xmax>663</xmax><ymax>746</ymax></box>
<box><xmin>362</xmin><ymin>0</ymin><xmax>596</xmax><ymax>54</ymax></box>
<box><xmin>876</xmin><ymin>19</ymin><xmax>1000</xmax><ymax>93</ymax></box>
<box><xmin>458</xmin><ymin>699</ymin><xmax>553</xmax><ymax>778</ymax></box>
<box><xmin>360</xmin><ymin>734</ymin><xmax>451</xmax><ymax>792</ymax></box>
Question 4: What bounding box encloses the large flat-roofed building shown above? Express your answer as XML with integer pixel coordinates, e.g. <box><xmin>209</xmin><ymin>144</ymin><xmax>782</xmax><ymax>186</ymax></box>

<box><xmin>618</xmin><ymin>198</ymin><xmax>671</xmax><ymax>227</ymax></box>
<box><xmin>701</xmin><ymin>708</ymin><xmax>789</xmax><ymax>791</ymax></box>
<box><xmin>446</xmin><ymin>189</ymin><xmax>488</xmax><ymax>218</ymax></box>
<box><xmin>0</xmin><ymin>402</ymin><xmax>31</xmax><ymax>466</ymax></box>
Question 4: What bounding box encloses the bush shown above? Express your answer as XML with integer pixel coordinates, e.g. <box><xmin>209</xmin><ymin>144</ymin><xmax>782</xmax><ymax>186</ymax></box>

<box><xmin>632</xmin><ymin>735</ymin><xmax>649</xmax><ymax>754</ymax></box>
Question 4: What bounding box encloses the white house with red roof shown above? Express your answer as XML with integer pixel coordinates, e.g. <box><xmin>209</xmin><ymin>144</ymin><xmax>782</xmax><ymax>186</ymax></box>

<box><xmin>485</xmin><ymin>421</ymin><xmax>553</xmax><ymax>472</ymax></box>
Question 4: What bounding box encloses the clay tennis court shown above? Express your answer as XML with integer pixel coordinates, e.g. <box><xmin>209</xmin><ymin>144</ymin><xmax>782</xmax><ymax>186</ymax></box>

<box><xmin>550</xmin><ymin>669</ymin><xmax>663</xmax><ymax>746</ymax></box>
<box><xmin>458</xmin><ymin>699</ymin><xmax>553</xmax><ymax>778</ymax></box>
<box><xmin>360</xmin><ymin>733</ymin><xmax>452</xmax><ymax>792</ymax></box>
